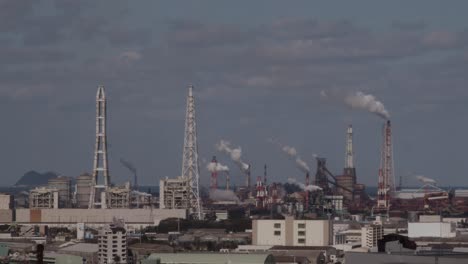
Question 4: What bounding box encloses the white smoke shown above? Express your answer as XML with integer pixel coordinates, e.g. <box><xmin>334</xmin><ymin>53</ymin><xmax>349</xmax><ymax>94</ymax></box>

<box><xmin>415</xmin><ymin>175</ymin><xmax>436</xmax><ymax>184</ymax></box>
<box><xmin>294</xmin><ymin>158</ymin><xmax>310</xmax><ymax>173</ymax></box>
<box><xmin>288</xmin><ymin>178</ymin><xmax>322</xmax><ymax>191</ymax></box>
<box><xmin>216</xmin><ymin>140</ymin><xmax>249</xmax><ymax>173</ymax></box>
<box><xmin>270</xmin><ymin>139</ymin><xmax>310</xmax><ymax>173</ymax></box>
<box><xmin>344</xmin><ymin>91</ymin><xmax>390</xmax><ymax>119</ymax></box>
<box><xmin>206</xmin><ymin>161</ymin><xmax>229</xmax><ymax>173</ymax></box>
<box><xmin>282</xmin><ymin>145</ymin><xmax>297</xmax><ymax>157</ymax></box>
<box><xmin>209</xmin><ymin>189</ymin><xmax>239</xmax><ymax>202</ymax></box>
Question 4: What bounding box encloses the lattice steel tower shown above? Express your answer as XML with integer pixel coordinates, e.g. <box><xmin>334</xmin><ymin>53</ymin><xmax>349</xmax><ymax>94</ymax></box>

<box><xmin>89</xmin><ymin>85</ymin><xmax>110</xmax><ymax>208</ymax></box>
<box><xmin>377</xmin><ymin>120</ymin><xmax>395</xmax><ymax>211</ymax></box>
<box><xmin>181</xmin><ymin>85</ymin><xmax>202</xmax><ymax>219</ymax></box>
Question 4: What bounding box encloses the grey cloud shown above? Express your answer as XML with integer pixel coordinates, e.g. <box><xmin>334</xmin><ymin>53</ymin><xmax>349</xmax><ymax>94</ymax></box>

<box><xmin>391</xmin><ymin>20</ymin><xmax>427</xmax><ymax>31</ymax></box>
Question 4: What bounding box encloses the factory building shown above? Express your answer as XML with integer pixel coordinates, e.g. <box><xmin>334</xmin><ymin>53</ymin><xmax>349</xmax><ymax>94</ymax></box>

<box><xmin>47</xmin><ymin>176</ymin><xmax>72</xmax><ymax>208</ymax></box>
<box><xmin>106</xmin><ymin>184</ymin><xmax>131</xmax><ymax>209</ymax></box>
<box><xmin>361</xmin><ymin>224</ymin><xmax>383</xmax><ymax>249</ymax></box>
<box><xmin>157</xmin><ymin>85</ymin><xmax>203</xmax><ymax>218</ymax></box>
<box><xmin>29</xmin><ymin>188</ymin><xmax>59</xmax><ymax>209</ymax></box>
<box><xmin>15</xmin><ymin>208</ymin><xmax>186</xmax><ymax>228</ymax></box>
<box><xmin>98</xmin><ymin>222</ymin><xmax>127</xmax><ymax>264</ymax></box>
<box><xmin>0</xmin><ymin>194</ymin><xmax>13</xmax><ymax>223</ymax></box>
<box><xmin>252</xmin><ymin>217</ymin><xmax>332</xmax><ymax>247</ymax></box>
<box><xmin>75</xmin><ymin>173</ymin><xmax>92</xmax><ymax>208</ymax></box>
<box><xmin>159</xmin><ymin>176</ymin><xmax>191</xmax><ymax>210</ymax></box>
<box><xmin>0</xmin><ymin>194</ymin><xmax>13</xmax><ymax>210</ymax></box>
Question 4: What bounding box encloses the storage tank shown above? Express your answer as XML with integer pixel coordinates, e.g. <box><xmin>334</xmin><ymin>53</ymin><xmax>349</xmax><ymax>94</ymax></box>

<box><xmin>48</xmin><ymin>176</ymin><xmax>72</xmax><ymax>208</ymax></box>
<box><xmin>76</xmin><ymin>173</ymin><xmax>92</xmax><ymax>208</ymax></box>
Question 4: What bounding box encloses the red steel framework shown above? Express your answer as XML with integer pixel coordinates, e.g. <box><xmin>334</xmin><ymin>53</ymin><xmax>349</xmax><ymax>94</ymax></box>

<box><xmin>377</xmin><ymin>120</ymin><xmax>395</xmax><ymax>211</ymax></box>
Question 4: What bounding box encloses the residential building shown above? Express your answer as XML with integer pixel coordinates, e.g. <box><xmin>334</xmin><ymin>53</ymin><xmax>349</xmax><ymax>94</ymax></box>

<box><xmin>361</xmin><ymin>224</ymin><xmax>383</xmax><ymax>249</ymax></box>
<box><xmin>98</xmin><ymin>222</ymin><xmax>127</xmax><ymax>263</ymax></box>
<box><xmin>252</xmin><ymin>216</ymin><xmax>332</xmax><ymax>246</ymax></box>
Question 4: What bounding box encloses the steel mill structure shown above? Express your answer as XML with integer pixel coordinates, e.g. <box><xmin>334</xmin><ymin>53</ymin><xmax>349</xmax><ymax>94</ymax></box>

<box><xmin>89</xmin><ymin>85</ymin><xmax>110</xmax><ymax>209</ymax></box>
<box><xmin>160</xmin><ymin>85</ymin><xmax>202</xmax><ymax>219</ymax></box>
<box><xmin>336</xmin><ymin>125</ymin><xmax>357</xmax><ymax>201</ymax></box>
<box><xmin>377</xmin><ymin>120</ymin><xmax>395</xmax><ymax>211</ymax></box>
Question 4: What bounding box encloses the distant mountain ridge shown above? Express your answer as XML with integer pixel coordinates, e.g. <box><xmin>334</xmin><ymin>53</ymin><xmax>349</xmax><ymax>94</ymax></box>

<box><xmin>14</xmin><ymin>171</ymin><xmax>59</xmax><ymax>187</ymax></box>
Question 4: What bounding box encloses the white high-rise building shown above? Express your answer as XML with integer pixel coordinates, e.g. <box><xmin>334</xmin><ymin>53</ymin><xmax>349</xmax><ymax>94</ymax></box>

<box><xmin>98</xmin><ymin>222</ymin><xmax>127</xmax><ymax>264</ymax></box>
<box><xmin>361</xmin><ymin>224</ymin><xmax>383</xmax><ymax>249</ymax></box>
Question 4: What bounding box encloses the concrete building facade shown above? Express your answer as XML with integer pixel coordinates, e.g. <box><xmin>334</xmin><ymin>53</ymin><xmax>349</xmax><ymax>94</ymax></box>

<box><xmin>98</xmin><ymin>224</ymin><xmax>127</xmax><ymax>264</ymax></box>
<box><xmin>0</xmin><ymin>194</ymin><xmax>13</xmax><ymax>210</ymax></box>
<box><xmin>15</xmin><ymin>208</ymin><xmax>186</xmax><ymax>228</ymax></box>
<box><xmin>361</xmin><ymin>224</ymin><xmax>383</xmax><ymax>249</ymax></box>
<box><xmin>159</xmin><ymin>177</ymin><xmax>190</xmax><ymax>210</ymax></box>
<box><xmin>408</xmin><ymin>222</ymin><xmax>456</xmax><ymax>238</ymax></box>
<box><xmin>408</xmin><ymin>214</ymin><xmax>457</xmax><ymax>238</ymax></box>
<box><xmin>252</xmin><ymin>217</ymin><xmax>332</xmax><ymax>247</ymax></box>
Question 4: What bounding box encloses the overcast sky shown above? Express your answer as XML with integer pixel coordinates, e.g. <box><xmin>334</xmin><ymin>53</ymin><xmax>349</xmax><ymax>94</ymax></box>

<box><xmin>1</xmin><ymin>1</ymin><xmax>468</xmax><ymax>187</ymax></box>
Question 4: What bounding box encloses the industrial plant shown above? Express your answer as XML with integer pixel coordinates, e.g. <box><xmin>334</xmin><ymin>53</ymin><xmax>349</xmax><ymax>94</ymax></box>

<box><xmin>0</xmin><ymin>85</ymin><xmax>467</xmax><ymax>264</ymax></box>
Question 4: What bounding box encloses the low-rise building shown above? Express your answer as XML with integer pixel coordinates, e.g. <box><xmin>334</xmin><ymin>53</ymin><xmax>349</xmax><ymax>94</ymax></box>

<box><xmin>408</xmin><ymin>221</ymin><xmax>456</xmax><ymax>238</ymax></box>
<box><xmin>408</xmin><ymin>214</ymin><xmax>457</xmax><ymax>238</ymax></box>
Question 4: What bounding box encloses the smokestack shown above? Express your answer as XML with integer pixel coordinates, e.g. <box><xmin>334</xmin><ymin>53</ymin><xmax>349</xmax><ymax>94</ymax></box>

<box><xmin>210</xmin><ymin>156</ymin><xmax>218</xmax><ymax>190</ymax></box>
<box><xmin>246</xmin><ymin>164</ymin><xmax>251</xmax><ymax>189</ymax></box>
<box><xmin>225</xmin><ymin>171</ymin><xmax>230</xmax><ymax>191</ymax></box>
<box><xmin>377</xmin><ymin>120</ymin><xmax>395</xmax><ymax>211</ymax></box>
<box><xmin>344</xmin><ymin>125</ymin><xmax>357</xmax><ymax>182</ymax></box>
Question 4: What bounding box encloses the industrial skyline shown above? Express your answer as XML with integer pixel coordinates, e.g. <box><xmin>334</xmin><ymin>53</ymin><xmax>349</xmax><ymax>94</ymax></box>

<box><xmin>1</xmin><ymin>1</ymin><xmax>468</xmax><ymax>187</ymax></box>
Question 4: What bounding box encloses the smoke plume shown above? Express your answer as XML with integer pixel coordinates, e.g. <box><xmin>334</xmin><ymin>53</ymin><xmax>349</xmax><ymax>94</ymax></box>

<box><xmin>209</xmin><ymin>189</ymin><xmax>240</xmax><ymax>202</ymax></box>
<box><xmin>288</xmin><ymin>178</ymin><xmax>322</xmax><ymax>191</ymax></box>
<box><xmin>207</xmin><ymin>161</ymin><xmax>229</xmax><ymax>173</ymax></box>
<box><xmin>120</xmin><ymin>158</ymin><xmax>136</xmax><ymax>174</ymax></box>
<box><xmin>294</xmin><ymin>158</ymin><xmax>310</xmax><ymax>173</ymax></box>
<box><xmin>344</xmin><ymin>91</ymin><xmax>390</xmax><ymax>119</ymax></box>
<box><xmin>270</xmin><ymin>139</ymin><xmax>310</xmax><ymax>173</ymax></box>
<box><xmin>216</xmin><ymin>140</ymin><xmax>249</xmax><ymax>173</ymax></box>
<box><xmin>415</xmin><ymin>175</ymin><xmax>436</xmax><ymax>184</ymax></box>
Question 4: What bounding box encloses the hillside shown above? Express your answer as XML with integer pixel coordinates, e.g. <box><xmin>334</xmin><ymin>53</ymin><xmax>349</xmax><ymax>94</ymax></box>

<box><xmin>14</xmin><ymin>171</ymin><xmax>59</xmax><ymax>187</ymax></box>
